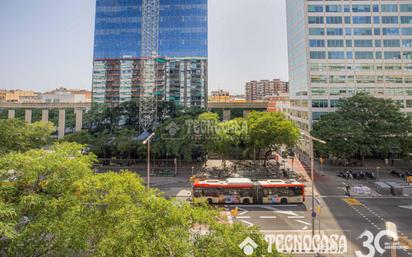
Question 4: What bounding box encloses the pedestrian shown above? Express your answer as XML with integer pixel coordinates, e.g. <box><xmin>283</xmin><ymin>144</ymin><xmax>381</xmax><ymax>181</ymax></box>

<box><xmin>346</xmin><ymin>185</ymin><xmax>351</xmax><ymax>197</ymax></box>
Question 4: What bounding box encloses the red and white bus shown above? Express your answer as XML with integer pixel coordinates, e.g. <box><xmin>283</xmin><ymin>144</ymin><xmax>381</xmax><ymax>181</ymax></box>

<box><xmin>192</xmin><ymin>178</ymin><xmax>304</xmax><ymax>204</ymax></box>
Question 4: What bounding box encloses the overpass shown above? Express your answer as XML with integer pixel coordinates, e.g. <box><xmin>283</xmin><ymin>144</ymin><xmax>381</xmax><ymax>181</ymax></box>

<box><xmin>207</xmin><ymin>101</ymin><xmax>268</xmax><ymax>121</ymax></box>
<box><xmin>0</xmin><ymin>102</ymin><xmax>92</xmax><ymax>139</ymax></box>
<box><xmin>0</xmin><ymin>101</ymin><xmax>269</xmax><ymax>136</ymax></box>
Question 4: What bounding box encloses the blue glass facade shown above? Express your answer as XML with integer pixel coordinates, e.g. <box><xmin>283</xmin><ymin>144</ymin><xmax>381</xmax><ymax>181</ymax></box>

<box><xmin>92</xmin><ymin>0</ymin><xmax>208</xmax><ymax>107</ymax></box>
<box><xmin>159</xmin><ymin>0</ymin><xmax>207</xmax><ymax>57</ymax></box>
<box><xmin>94</xmin><ymin>0</ymin><xmax>142</xmax><ymax>59</ymax></box>
<box><xmin>93</xmin><ymin>0</ymin><xmax>207</xmax><ymax>59</ymax></box>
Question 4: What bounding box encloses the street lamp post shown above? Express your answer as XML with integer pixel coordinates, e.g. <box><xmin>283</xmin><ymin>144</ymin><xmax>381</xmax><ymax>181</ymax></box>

<box><xmin>302</xmin><ymin>132</ymin><xmax>326</xmax><ymax>238</ymax></box>
<box><xmin>143</xmin><ymin>133</ymin><xmax>155</xmax><ymax>189</ymax></box>
<box><xmin>376</xmin><ymin>166</ymin><xmax>380</xmax><ymax>180</ymax></box>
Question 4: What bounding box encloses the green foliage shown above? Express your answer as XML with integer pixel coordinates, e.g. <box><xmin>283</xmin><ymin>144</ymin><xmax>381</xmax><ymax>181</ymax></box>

<box><xmin>0</xmin><ymin>119</ymin><xmax>55</xmax><ymax>156</ymax></box>
<box><xmin>198</xmin><ymin>112</ymin><xmax>219</xmax><ymax>121</ymax></box>
<box><xmin>312</xmin><ymin>94</ymin><xmax>412</xmax><ymax>160</ymax></box>
<box><xmin>0</xmin><ymin>143</ymin><xmax>282</xmax><ymax>257</ymax></box>
<box><xmin>247</xmin><ymin>112</ymin><xmax>300</xmax><ymax>161</ymax></box>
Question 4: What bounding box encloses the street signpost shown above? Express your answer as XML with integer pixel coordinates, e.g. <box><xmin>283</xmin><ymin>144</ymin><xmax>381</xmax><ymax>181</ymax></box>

<box><xmin>386</xmin><ymin>222</ymin><xmax>399</xmax><ymax>257</ymax></box>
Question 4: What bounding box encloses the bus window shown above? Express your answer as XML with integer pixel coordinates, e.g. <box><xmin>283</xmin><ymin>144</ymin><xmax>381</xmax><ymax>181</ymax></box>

<box><xmin>288</xmin><ymin>186</ymin><xmax>303</xmax><ymax>197</ymax></box>
<box><xmin>240</xmin><ymin>189</ymin><xmax>253</xmax><ymax>197</ymax></box>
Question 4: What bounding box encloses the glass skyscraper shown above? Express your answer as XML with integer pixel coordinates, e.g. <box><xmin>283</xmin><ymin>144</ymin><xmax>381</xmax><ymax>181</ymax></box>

<box><xmin>92</xmin><ymin>0</ymin><xmax>208</xmax><ymax>107</ymax></box>
<box><xmin>286</xmin><ymin>0</ymin><xmax>412</xmax><ymax>132</ymax></box>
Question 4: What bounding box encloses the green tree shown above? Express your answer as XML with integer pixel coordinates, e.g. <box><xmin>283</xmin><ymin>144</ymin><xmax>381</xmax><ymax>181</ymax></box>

<box><xmin>0</xmin><ymin>120</ymin><xmax>55</xmax><ymax>156</ymax></box>
<box><xmin>312</xmin><ymin>94</ymin><xmax>412</xmax><ymax>163</ymax></box>
<box><xmin>247</xmin><ymin>112</ymin><xmax>300</xmax><ymax>165</ymax></box>
<box><xmin>0</xmin><ymin>142</ymin><xmax>281</xmax><ymax>257</ymax></box>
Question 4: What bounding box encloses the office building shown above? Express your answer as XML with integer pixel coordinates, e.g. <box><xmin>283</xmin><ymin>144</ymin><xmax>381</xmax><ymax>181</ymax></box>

<box><xmin>92</xmin><ymin>0</ymin><xmax>208</xmax><ymax>107</ymax></box>
<box><xmin>286</xmin><ymin>1</ymin><xmax>412</xmax><ymax>132</ymax></box>
<box><xmin>245</xmin><ymin>79</ymin><xmax>288</xmax><ymax>101</ymax></box>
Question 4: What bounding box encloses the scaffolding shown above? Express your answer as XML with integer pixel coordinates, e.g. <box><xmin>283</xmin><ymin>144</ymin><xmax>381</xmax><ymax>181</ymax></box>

<box><xmin>139</xmin><ymin>0</ymin><xmax>160</xmax><ymax>132</ymax></box>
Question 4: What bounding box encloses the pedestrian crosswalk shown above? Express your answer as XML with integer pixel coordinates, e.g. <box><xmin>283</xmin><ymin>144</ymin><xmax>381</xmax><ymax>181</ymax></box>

<box><xmin>342</xmin><ymin>198</ymin><xmax>363</xmax><ymax>206</ymax></box>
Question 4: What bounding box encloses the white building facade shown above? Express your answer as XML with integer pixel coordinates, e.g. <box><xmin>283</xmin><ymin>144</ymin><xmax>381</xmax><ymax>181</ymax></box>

<box><xmin>286</xmin><ymin>0</ymin><xmax>412</xmax><ymax>132</ymax></box>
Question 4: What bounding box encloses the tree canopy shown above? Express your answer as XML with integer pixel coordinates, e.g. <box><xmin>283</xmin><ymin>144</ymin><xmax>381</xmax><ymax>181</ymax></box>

<box><xmin>0</xmin><ymin>142</ymin><xmax>281</xmax><ymax>257</ymax></box>
<box><xmin>0</xmin><ymin>119</ymin><xmax>55</xmax><ymax>156</ymax></box>
<box><xmin>311</xmin><ymin>94</ymin><xmax>412</xmax><ymax>161</ymax></box>
<box><xmin>247</xmin><ymin>112</ymin><xmax>300</xmax><ymax>163</ymax></box>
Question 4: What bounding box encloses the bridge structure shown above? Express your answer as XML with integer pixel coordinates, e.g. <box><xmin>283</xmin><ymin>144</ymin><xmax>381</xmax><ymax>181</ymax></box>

<box><xmin>207</xmin><ymin>101</ymin><xmax>268</xmax><ymax>121</ymax></box>
<box><xmin>0</xmin><ymin>102</ymin><xmax>92</xmax><ymax>139</ymax></box>
<box><xmin>0</xmin><ymin>101</ymin><xmax>269</xmax><ymax>137</ymax></box>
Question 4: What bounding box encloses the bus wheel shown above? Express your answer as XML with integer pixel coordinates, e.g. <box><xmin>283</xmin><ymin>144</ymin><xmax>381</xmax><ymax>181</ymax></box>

<box><xmin>280</xmin><ymin>198</ymin><xmax>288</xmax><ymax>204</ymax></box>
<box><xmin>243</xmin><ymin>198</ymin><xmax>250</xmax><ymax>205</ymax></box>
<box><xmin>207</xmin><ymin>198</ymin><xmax>213</xmax><ymax>204</ymax></box>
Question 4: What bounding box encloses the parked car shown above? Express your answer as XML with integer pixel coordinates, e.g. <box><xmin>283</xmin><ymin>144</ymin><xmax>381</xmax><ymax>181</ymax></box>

<box><xmin>391</xmin><ymin>170</ymin><xmax>404</xmax><ymax>178</ymax></box>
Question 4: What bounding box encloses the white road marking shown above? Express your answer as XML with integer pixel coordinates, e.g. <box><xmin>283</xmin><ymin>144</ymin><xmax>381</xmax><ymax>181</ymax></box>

<box><xmin>302</xmin><ymin>226</ymin><xmax>308</xmax><ymax>230</ymax></box>
<box><xmin>261</xmin><ymin>206</ymin><xmax>279</xmax><ymax>211</ymax></box>
<box><xmin>399</xmin><ymin>205</ymin><xmax>412</xmax><ymax>210</ymax></box>
<box><xmin>237</xmin><ymin>216</ymin><xmax>251</xmax><ymax>219</ymax></box>
<box><xmin>275</xmin><ymin>210</ymin><xmax>297</xmax><ymax>216</ymax></box>
<box><xmin>238</xmin><ymin>207</ymin><xmax>248</xmax><ymax>216</ymax></box>
<box><xmin>296</xmin><ymin>220</ymin><xmax>311</xmax><ymax>226</ymax></box>
<box><xmin>288</xmin><ymin>216</ymin><xmax>305</xmax><ymax>219</ymax></box>
<box><xmin>259</xmin><ymin>216</ymin><xmax>277</xmax><ymax>219</ymax></box>
<box><xmin>239</xmin><ymin>220</ymin><xmax>253</xmax><ymax>227</ymax></box>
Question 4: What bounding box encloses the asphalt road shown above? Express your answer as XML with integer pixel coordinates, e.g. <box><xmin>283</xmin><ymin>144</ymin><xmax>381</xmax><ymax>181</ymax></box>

<box><xmin>224</xmin><ymin>174</ymin><xmax>412</xmax><ymax>257</ymax></box>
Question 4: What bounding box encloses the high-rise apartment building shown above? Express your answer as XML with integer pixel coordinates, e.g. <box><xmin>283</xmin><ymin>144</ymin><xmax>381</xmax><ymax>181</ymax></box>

<box><xmin>286</xmin><ymin>0</ymin><xmax>412</xmax><ymax>132</ymax></box>
<box><xmin>92</xmin><ymin>0</ymin><xmax>208</xmax><ymax>107</ymax></box>
<box><xmin>245</xmin><ymin>79</ymin><xmax>288</xmax><ymax>101</ymax></box>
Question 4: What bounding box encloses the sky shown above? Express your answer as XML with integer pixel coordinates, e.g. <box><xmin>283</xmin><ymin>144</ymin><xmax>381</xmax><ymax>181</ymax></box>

<box><xmin>0</xmin><ymin>0</ymin><xmax>288</xmax><ymax>95</ymax></box>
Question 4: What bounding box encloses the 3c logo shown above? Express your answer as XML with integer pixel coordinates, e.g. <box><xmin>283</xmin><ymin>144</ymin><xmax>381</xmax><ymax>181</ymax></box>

<box><xmin>355</xmin><ymin>229</ymin><xmax>397</xmax><ymax>257</ymax></box>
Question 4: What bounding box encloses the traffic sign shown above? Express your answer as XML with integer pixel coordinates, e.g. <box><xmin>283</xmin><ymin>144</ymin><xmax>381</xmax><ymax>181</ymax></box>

<box><xmin>311</xmin><ymin>211</ymin><xmax>316</xmax><ymax>218</ymax></box>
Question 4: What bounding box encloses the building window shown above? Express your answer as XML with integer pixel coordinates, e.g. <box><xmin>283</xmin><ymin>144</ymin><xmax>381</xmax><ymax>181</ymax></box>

<box><xmin>381</xmin><ymin>4</ymin><xmax>398</xmax><ymax>12</ymax></box>
<box><xmin>308</xmin><ymin>16</ymin><xmax>324</xmax><ymax>24</ymax></box>
<box><xmin>382</xmin><ymin>16</ymin><xmax>399</xmax><ymax>24</ymax></box>
<box><xmin>312</xmin><ymin>87</ymin><xmax>327</xmax><ymax>96</ymax></box>
<box><xmin>326</xmin><ymin>16</ymin><xmax>342</xmax><ymax>24</ymax></box>
<box><xmin>327</xmin><ymin>28</ymin><xmax>343</xmax><ymax>35</ymax></box>
<box><xmin>375</xmin><ymin>52</ymin><xmax>382</xmax><ymax>59</ymax></box>
<box><xmin>404</xmin><ymin>52</ymin><xmax>412</xmax><ymax>60</ymax></box>
<box><xmin>311</xmin><ymin>75</ymin><xmax>327</xmax><ymax>83</ymax></box>
<box><xmin>353</xmin><ymin>28</ymin><xmax>372</xmax><ymax>36</ymax></box>
<box><xmin>401</xmin><ymin>28</ymin><xmax>412</xmax><ymax>36</ymax></box>
<box><xmin>330</xmin><ymin>99</ymin><xmax>341</xmax><ymax>108</ymax></box>
<box><xmin>326</xmin><ymin>5</ymin><xmax>341</xmax><ymax>13</ymax></box>
<box><xmin>401</xmin><ymin>16</ymin><xmax>412</xmax><ymax>24</ymax></box>
<box><xmin>312</xmin><ymin>100</ymin><xmax>328</xmax><ymax>108</ymax></box>
<box><xmin>375</xmin><ymin>40</ymin><xmax>381</xmax><ymax>47</ymax></box>
<box><xmin>400</xmin><ymin>4</ymin><xmax>412</xmax><ymax>12</ymax></box>
<box><xmin>309</xmin><ymin>28</ymin><xmax>325</xmax><ymax>35</ymax></box>
<box><xmin>327</xmin><ymin>40</ymin><xmax>344</xmax><ymax>47</ymax></box>
<box><xmin>310</xmin><ymin>39</ymin><xmax>325</xmax><ymax>47</ymax></box>
<box><xmin>313</xmin><ymin>112</ymin><xmax>328</xmax><ymax>121</ymax></box>
<box><xmin>383</xmin><ymin>40</ymin><xmax>401</xmax><ymax>47</ymax></box>
<box><xmin>353</xmin><ymin>16</ymin><xmax>371</xmax><ymax>24</ymax></box>
<box><xmin>328</xmin><ymin>51</ymin><xmax>345</xmax><ymax>59</ymax></box>
<box><xmin>374</xmin><ymin>16</ymin><xmax>380</xmax><ymax>24</ymax></box>
<box><xmin>355</xmin><ymin>51</ymin><xmax>374</xmax><ymax>59</ymax></box>
<box><xmin>308</xmin><ymin>5</ymin><xmax>323</xmax><ymax>13</ymax></box>
<box><xmin>352</xmin><ymin>4</ymin><xmax>371</xmax><ymax>13</ymax></box>
<box><xmin>310</xmin><ymin>51</ymin><xmax>326</xmax><ymax>59</ymax></box>
<box><xmin>383</xmin><ymin>28</ymin><xmax>399</xmax><ymax>35</ymax></box>
<box><xmin>384</xmin><ymin>51</ymin><xmax>401</xmax><ymax>59</ymax></box>
<box><xmin>403</xmin><ymin>40</ymin><xmax>412</xmax><ymax>48</ymax></box>
<box><xmin>354</xmin><ymin>40</ymin><xmax>373</xmax><ymax>47</ymax></box>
